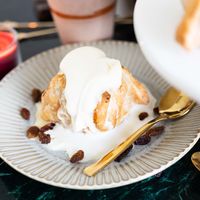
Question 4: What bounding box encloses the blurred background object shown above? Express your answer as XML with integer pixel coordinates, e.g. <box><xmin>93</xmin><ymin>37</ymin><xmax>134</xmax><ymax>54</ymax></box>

<box><xmin>33</xmin><ymin>0</ymin><xmax>136</xmax><ymax>22</ymax></box>
<box><xmin>33</xmin><ymin>0</ymin><xmax>52</xmax><ymax>21</ymax></box>
<box><xmin>116</xmin><ymin>0</ymin><xmax>136</xmax><ymax>18</ymax></box>
<box><xmin>47</xmin><ymin>0</ymin><xmax>116</xmax><ymax>44</ymax></box>
<box><xmin>0</xmin><ymin>25</ymin><xmax>20</xmax><ymax>79</ymax></box>
<box><xmin>33</xmin><ymin>0</ymin><xmax>135</xmax><ymax>44</ymax></box>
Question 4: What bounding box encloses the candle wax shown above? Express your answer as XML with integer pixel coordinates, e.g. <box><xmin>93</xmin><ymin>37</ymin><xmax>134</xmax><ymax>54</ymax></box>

<box><xmin>0</xmin><ymin>32</ymin><xmax>18</xmax><ymax>80</ymax></box>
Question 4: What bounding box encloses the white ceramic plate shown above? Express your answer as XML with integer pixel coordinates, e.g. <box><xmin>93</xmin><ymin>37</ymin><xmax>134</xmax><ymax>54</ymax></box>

<box><xmin>134</xmin><ymin>0</ymin><xmax>200</xmax><ymax>103</ymax></box>
<box><xmin>0</xmin><ymin>41</ymin><xmax>199</xmax><ymax>190</ymax></box>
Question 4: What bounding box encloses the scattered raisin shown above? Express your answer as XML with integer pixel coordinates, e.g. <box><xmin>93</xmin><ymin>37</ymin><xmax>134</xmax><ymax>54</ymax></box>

<box><xmin>134</xmin><ymin>126</ymin><xmax>165</xmax><ymax>145</ymax></box>
<box><xmin>70</xmin><ymin>150</ymin><xmax>84</xmax><ymax>163</ymax></box>
<box><xmin>134</xmin><ymin>134</ymin><xmax>151</xmax><ymax>145</ymax></box>
<box><xmin>26</xmin><ymin>126</ymin><xmax>40</xmax><ymax>138</ymax></box>
<box><xmin>20</xmin><ymin>108</ymin><xmax>30</xmax><ymax>120</ymax></box>
<box><xmin>31</xmin><ymin>88</ymin><xmax>42</xmax><ymax>103</ymax></box>
<box><xmin>146</xmin><ymin>126</ymin><xmax>165</xmax><ymax>137</ymax></box>
<box><xmin>38</xmin><ymin>132</ymin><xmax>51</xmax><ymax>144</ymax></box>
<box><xmin>40</xmin><ymin>123</ymin><xmax>56</xmax><ymax>132</ymax></box>
<box><xmin>115</xmin><ymin>144</ymin><xmax>133</xmax><ymax>162</ymax></box>
<box><xmin>138</xmin><ymin>112</ymin><xmax>149</xmax><ymax>120</ymax></box>
<box><xmin>153</xmin><ymin>107</ymin><xmax>159</xmax><ymax>115</ymax></box>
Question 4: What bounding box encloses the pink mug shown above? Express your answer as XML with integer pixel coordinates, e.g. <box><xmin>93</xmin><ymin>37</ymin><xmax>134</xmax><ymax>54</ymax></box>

<box><xmin>47</xmin><ymin>0</ymin><xmax>116</xmax><ymax>44</ymax></box>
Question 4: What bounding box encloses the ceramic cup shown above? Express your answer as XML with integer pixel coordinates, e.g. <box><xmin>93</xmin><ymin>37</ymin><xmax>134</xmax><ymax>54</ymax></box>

<box><xmin>47</xmin><ymin>0</ymin><xmax>116</xmax><ymax>44</ymax></box>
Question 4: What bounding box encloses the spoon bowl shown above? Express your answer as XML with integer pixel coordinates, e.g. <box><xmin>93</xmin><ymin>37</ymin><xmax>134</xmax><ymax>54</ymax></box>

<box><xmin>159</xmin><ymin>87</ymin><xmax>193</xmax><ymax>114</ymax></box>
<box><xmin>162</xmin><ymin>100</ymin><xmax>195</xmax><ymax>120</ymax></box>
<box><xmin>191</xmin><ymin>152</ymin><xmax>200</xmax><ymax>171</ymax></box>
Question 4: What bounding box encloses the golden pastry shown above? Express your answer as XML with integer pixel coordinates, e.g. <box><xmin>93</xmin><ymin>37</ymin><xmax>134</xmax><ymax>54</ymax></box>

<box><xmin>40</xmin><ymin>67</ymin><xmax>149</xmax><ymax>131</ymax></box>
<box><xmin>176</xmin><ymin>0</ymin><xmax>200</xmax><ymax>50</ymax></box>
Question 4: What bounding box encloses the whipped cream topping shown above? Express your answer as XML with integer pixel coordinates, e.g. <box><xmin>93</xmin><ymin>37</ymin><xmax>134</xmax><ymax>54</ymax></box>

<box><xmin>41</xmin><ymin>90</ymin><xmax>156</xmax><ymax>162</ymax></box>
<box><xmin>59</xmin><ymin>46</ymin><xmax>122</xmax><ymax>132</ymax></box>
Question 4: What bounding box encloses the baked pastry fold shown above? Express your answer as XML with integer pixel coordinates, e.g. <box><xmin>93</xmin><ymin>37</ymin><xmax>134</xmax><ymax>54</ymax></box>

<box><xmin>176</xmin><ymin>0</ymin><xmax>200</xmax><ymax>50</ymax></box>
<box><xmin>40</xmin><ymin>67</ymin><xmax>149</xmax><ymax>132</ymax></box>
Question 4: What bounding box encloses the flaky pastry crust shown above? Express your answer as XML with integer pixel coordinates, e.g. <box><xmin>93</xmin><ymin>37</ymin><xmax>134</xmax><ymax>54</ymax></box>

<box><xmin>176</xmin><ymin>0</ymin><xmax>200</xmax><ymax>50</ymax></box>
<box><xmin>40</xmin><ymin>68</ymin><xmax>149</xmax><ymax>131</ymax></box>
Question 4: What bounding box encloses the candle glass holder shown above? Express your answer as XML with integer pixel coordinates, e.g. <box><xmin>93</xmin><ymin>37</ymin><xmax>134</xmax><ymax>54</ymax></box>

<box><xmin>0</xmin><ymin>25</ymin><xmax>20</xmax><ymax>80</ymax></box>
<box><xmin>47</xmin><ymin>0</ymin><xmax>116</xmax><ymax>44</ymax></box>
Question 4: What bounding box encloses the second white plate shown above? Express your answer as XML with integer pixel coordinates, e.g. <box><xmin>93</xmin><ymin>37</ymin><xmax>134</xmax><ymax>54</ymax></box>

<box><xmin>134</xmin><ymin>0</ymin><xmax>200</xmax><ymax>103</ymax></box>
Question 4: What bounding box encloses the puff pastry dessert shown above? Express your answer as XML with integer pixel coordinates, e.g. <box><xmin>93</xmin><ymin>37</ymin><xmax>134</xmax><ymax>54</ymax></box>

<box><xmin>39</xmin><ymin>46</ymin><xmax>149</xmax><ymax>132</ymax></box>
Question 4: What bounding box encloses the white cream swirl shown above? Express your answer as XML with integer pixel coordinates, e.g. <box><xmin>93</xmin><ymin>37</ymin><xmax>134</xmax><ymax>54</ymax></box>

<box><xmin>59</xmin><ymin>46</ymin><xmax>122</xmax><ymax>132</ymax></box>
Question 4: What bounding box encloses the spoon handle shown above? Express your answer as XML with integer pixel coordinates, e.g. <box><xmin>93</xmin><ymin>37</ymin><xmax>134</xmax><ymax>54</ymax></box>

<box><xmin>84</xmin><ymin>115</ymin><xmax>166</xmax><ymax>176</ymax></box>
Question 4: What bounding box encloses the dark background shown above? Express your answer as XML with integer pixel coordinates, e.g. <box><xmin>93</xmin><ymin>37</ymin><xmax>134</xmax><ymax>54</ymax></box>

<box><xmin>0</xmin><ymin>0</ymin><xmax>199</xmax><ymax>200</ymax></box>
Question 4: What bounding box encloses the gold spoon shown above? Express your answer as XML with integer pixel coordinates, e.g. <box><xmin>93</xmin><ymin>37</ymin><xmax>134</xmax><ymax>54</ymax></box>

<box><xmin>84</xmin><ymin>87</ymin><xmax>195</xmax><ymax>176</ymax></box>
<box><xmin>191</xmin><ymin>152</ymin><xmax>200</xmax><ymax>171</ymax></box>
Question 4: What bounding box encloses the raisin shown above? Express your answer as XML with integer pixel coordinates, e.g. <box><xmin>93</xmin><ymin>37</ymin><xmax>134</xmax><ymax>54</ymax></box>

<box><xmin>134</xmin><ymin>134</ymin><xmax>151</xmax><ymax>145</ymax></box>
<box><xmin>38</xmin><ymin>132</ymin><xmax>51</xmax><ymax>144</ymax></box>
<box><xmin>40</xmin><ymin>123</ymin><xmax>56</xmax><ymax>132</ymax></box>
<box><xmin>70</xmin><ymin>150</ymin><xmax>84</xmax><ymax>163</ymax></box>
<box><xmin>20</xmin><ymin>108</ymin><xmax>30</xmax><ymax>120</ymax></box>
<box><xmin>146</xmin><ymin>126</ymin><xmax>165</xmax><ymax>137</ymax></box>
<box><xmin>31</xmin><ymin>88</ymin><xmax>42</xmax><ymax>103</ymax></box>
<box><xmin>26</xmin><ymin>126</ymin><xmax>40</xmax><ymax>138</ymax></box>
<box><xmin>138</xmin><ymin>112</ymin><xmax>149</xmax><ymax>120</ymax></box>
<box><xmin>153</xmin><ymin>107</ymin><xmax>159</xmax><ymax>115</ymax></box>
<box><xmin>115</xmin><ymin>144</ymin><xmax>133</xmax><ymax>162</ymax></box>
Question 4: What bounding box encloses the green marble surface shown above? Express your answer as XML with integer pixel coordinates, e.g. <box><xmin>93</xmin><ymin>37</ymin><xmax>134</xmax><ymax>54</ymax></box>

<box><xmin>0</xmin><ymin>140</ymin><xmax>200</xmax><ymax>200</ymax></box>
<box><xmin>0</xmin><ymin>0</ymin><xmax>200</xmax><ymax>199</ymax></box>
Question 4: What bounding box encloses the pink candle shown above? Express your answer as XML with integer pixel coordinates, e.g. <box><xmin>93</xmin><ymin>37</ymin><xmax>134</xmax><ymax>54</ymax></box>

<box><xmin>0</xmin><ymin>27</ymin><xmax>19</xmax><ymax>80</ymax></box>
